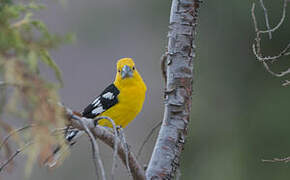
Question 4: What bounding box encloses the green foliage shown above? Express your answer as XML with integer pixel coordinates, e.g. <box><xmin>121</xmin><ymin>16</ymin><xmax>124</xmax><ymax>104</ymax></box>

<box><xmin>0</xmin><ymin>0</ymin><xmax>72</xmax><ymax>175</ymax></box>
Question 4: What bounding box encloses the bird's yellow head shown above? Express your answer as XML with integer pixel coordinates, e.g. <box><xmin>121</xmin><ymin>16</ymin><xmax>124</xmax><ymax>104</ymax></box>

<box><xmin>116</xmin><ymin>58</ymin><xmax>136</xmax><ymax>79</ymax></box>
<box><xmin>114</xmin><ymin>58</ymin><xmax>146</xmax><ymax>90</ymax></box>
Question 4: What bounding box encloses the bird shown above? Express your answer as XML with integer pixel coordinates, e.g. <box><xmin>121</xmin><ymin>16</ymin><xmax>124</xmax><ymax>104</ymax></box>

<box><xmin>82</xmin><ymin>57</ymin><xmax>147</xmax><ymax>127</ymax></box>
<box><xmin>45</xmin><ymin>57</ymin><xmax>147</xmax><ymax>167</ymax></box>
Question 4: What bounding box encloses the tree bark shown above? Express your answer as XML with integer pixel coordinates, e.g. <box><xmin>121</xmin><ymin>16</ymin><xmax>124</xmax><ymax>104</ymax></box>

<box><xmin>146</xmin><ymin>0</ymin><xmax>201</xmax><ymax>179</ymax></box>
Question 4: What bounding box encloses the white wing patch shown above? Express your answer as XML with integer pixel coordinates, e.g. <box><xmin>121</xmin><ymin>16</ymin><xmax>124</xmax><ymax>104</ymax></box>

<box><xmin>92</xmin><ymin>97</ymin><xmax>100</xmax><ymax>107</ymax></box>
<box><xmin>102</xmin><ymin>92</ymin><xmax>114</xmax><ymax>100</ymax></box>
<box><xmin>92</xmin><ymin>106</ymin><xmax>104</xmax><ymax>115</ymax></box>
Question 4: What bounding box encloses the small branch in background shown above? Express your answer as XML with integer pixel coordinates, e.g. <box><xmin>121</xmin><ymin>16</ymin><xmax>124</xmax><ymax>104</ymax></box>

<box><xmin>51</xmin><ymin>127</ymin><xmax>67</xmax><ymax>136</ymax></box>
<box><xmin>262</xmin><ymin>157</ymin><xmax>290</xmax><ymax>163</ymax></box>
<box><xmin>251</xmin><ymin>0</ymin><xmax>290</xmax><ymax>86</ymax></box>
<box><xmin>252</xmin><ymin>42</ymin><xmax>290</xmax><ymax>63</ymax></box>
<box><xmin>0</xmin><ymin>124</ymin><xmax>67</xmax><ymax>152</ymax></box>
<box><xmin>282</xmin><ymin>80</ymin><xmax>290</xmax><ymax>86</ymax></box>
<box><xmin>259</xmin><ymin>0</ymin><xmax>287</xmax><ymax>35</ymax></box>
<box><xmin>0</xmin><ymin>124</ymin><xmax>35</xmax><ymax>151</ymax></box>
<box><xmin>261</xmin><ymin>61</ymin><xmax>290</xmax><ymax>77</ymax></box>
<box><xmin>253</xmin><ymin>0</ymin><xmax>290</xmax><ymax>164</ymax></box>
<box><xmin>45</xmin><ymin>142</ymin><xmax>73</xmax><ymax>168</ymax></box>
<box><xmin>0</xmin><ymin>141</ymin><xmax>33</xmax><ymax>172</ymax></box>
<box><xmin>137</xmin><ymin>121</ymin><xmax>162</xmax><ymax>159</ymax></box>
<box><xmin>259</xmin><ymin>0</ymin><xmax>272</xmax><ymax>39</ymax></box>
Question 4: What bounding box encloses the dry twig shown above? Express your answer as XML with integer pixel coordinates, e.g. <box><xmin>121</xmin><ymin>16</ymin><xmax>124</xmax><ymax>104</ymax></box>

<box><xmin>259</xmin><ymin>0</ymin><xmax>272</xmax><ymax>39</ymax></box>
<box><xmin>94</xmin><ymin>116</ymin><xmax>119</xmax><ymax>180</ymax></box>
<box><xmin>0</xmin><ymin>124</ymin><xmax>35</xmax><ymax>151</ymax></box>
<box><xmin>118</xmin><ymin>127</ymin><xmax>132</xmax><ymax>177</ymax></box>
<box><xmin>282</xmin><ymin>79</ymin><xmax>290</xmax><ymax>86</ymax></box>
<box><xmin>262</xmin><ymin>156</ymin><xmax>290</xmax><ymax>163</ymax></box>
<box><xmin>0</xmin><ymin>141</ymin><xmax>33</xmax><ymax>172</ymax></box>
<box><xmin>71</xmin><ymin>115</ymin><xmax>106</xmax><ymax>180</ymax></box>
<box><xmin>252</xmin><ymin>0</ymin><xmax>290</xmax><ymax>84</ymax></box>
<box><xmin>137</xmin><ymin>121</ymin><xmax>162</xmax><ymax>159</ymax></box>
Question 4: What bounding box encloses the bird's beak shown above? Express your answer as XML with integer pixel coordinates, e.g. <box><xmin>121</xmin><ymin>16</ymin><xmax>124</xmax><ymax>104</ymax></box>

<box><xmin>121</xmin><ymin>65</ymin><xmax>133</xmax><ymax>79</ymax></box>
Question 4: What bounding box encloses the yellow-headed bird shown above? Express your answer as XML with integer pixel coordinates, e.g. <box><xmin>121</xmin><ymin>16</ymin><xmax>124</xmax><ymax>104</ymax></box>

<box><xmin>82</xmin><ymin>57</ymin><xmax>147</xmax><ymax>128</ymax></box>
<box><xmin>66</xmin><ymin>57</ymin><xmax>146</xmax><ymax>140</ymax></box>
<box><xmin>46</xmin><ymin>58</ymin><xmax>146</xmax><ymax>167</ymax></box>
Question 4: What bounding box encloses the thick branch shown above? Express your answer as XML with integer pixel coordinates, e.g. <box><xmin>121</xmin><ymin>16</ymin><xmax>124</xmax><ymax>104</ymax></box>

<box><xmin>66</xmin><ymin>109</ymin><xmax>146</xmax><ymax>180</ymax></box>
<box><xmin>146</xmin><ymin>0</ymin><xmax>201</xmax><ymax>179</ymax></box>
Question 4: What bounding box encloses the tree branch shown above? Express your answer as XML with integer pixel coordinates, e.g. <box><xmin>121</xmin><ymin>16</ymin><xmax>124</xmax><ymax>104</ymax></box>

<box><xmin>65</xmin><ymin>108</ymin><xmax>146</xmax><ymax>180</ymax></box>
<box><xmin>78</xmin><ymin>117</ymin><xmax>106</xmax><ymax>180</ymax></box>
<box><xmin>0</xmin><ymin>141</ymin><xmax>33</xmax><ymax>172</ymax></box>
<box><xmin>259</xmin><ymin>0</ymin><xmax>272</xmax><ymax>39</ymax></box>
<box><xmin>94</xmin><ymin>116</ymin><xmax>119</xmax><ymax>180</ymax></box>
<box><xmin>262</xmin><ymin>156</ymin><xmax>290</xmax><ymax>163</ymax></box>
<box><xmin>0</xmin><ymin>124</ymin><xmax>34</xmax><ymax>151</ymax></box>
<box><xmin>137</xmin><ymin>121</ymin><xmax>161</xmax><ymax>159</ymax></box>
<box><xmin>146</xmin><ymin>0</ymin><xmax>201</xmax><ymax>179</ymax></box>
<box><xmin>251</xmin><ymin>0</ymin><xmax>290</xmax><ymax>85</ymax></box>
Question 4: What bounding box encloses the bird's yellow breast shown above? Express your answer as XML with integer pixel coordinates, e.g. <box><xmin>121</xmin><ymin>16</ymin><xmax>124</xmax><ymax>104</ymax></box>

<box><xmin>97</xmin><ymin>76</ymin><xmax>146</xmax><ymax>128</ymax></box>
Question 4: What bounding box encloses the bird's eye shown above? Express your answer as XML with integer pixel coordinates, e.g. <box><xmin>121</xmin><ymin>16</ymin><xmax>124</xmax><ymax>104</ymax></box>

<box><xmin>132</xmin><ymin>66</ymin><xmax>135</xmax><ymax>70</ymax></box>
<box><xmin>118</xmin><ymin>70</ymin><xmax>121</xmax><ymax>73</ymax></box>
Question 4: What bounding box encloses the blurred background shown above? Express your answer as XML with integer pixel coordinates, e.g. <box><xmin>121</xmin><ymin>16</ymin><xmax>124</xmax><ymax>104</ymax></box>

<box><xmin>5</xmin><ymin>0</ymin><xmax>290</xmax><ymax>179</ymax></box>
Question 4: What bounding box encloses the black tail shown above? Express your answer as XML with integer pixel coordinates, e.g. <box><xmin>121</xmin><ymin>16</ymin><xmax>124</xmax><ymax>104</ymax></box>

<box><xmin>44</xmin><ymin>128</ymin><xmax>83</xmax><ymax>168</ymax></box>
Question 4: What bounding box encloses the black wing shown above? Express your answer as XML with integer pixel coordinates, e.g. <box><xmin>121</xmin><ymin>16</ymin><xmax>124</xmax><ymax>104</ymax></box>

<box><xmin>82</xmin><ymin>84</ymin><xmax>120</xmax><ymax>118</ymax></box>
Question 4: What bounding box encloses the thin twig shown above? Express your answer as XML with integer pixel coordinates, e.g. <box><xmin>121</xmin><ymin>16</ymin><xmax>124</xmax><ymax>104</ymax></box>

<box><xmin>75</xmin><ymin>116</ymin><xmax>106</xmax><ymax>180</ymax></box>
<box><xmin>89</xmin><ymin>125</ymin><xmax>145</xmax><ymax>180</ymax></box>
<box><xmin>50</xmin><ymin>127</ymin><xmax>67</xmax><ymax>136</ymax></box>
<box><xmin>0</xmin><ymin>124</ymin><xmax>35</xmax><ymax>151</ymax></box>
<box><xmin>259</xmin><ymin>0</ymin><xmax>272</xmax><ymax>39</ymax></box>
<box><xmin>282</xmin><ymin>80</ymin><xmax>290</xmax><ymax>87</ymax></box>
<box><xmin>0</xmin><ymin>124</ymin><xmax>66</xmax><ymax>152</ymax></box>
<box><xmin>252</xmin><ymin>3</ymin><xmax>262</xmax><ymax>56</ymax></box>
<box><xmin>137</xmin><ymin>121</ymin><xmax>162</xmax><ymax>159</ymax></box>
<box><xmin>262</xmin><ymin>61</ymin><xmax>290</xmax><ymax>77</ymax></box>
<box><xmin>118</xmin><ymin>127</ymin><xmax>132</xmax><ymax>178</ymax></box>
<box><xmin>0</xmin><ymin>141</ymin><xmax>33</xmax><ymax>172</ymax></box>
<box><xmin>252</xmin><ymin>44</ymin><xmax>290</xmax><ymax>77</ymax></box>
<box><xmin>94</xmin><ymin>116</ymin><xmax>118</xmax><ymax>180</ymax></box>
<box><xmin>262</xmin><ymin>156</ymin><xmax>290</xmax><ymax>163</ymax></box>
<box><xmin>259</xmin><ymin>0</ymin><xmax>287</xmax><ymax>35</ymax></box>
<box><xmin>253</xmin><ymin>42</ymin><xmax>290</xmax><ymax>62</ymax></box>
<box><xmin>44</xmin><ymin>142</ymin><xmax>73</xmax><ymax>168</ymax></box>
<box><xmin>252</xmin><ymin>0</ymin><xmax>290</xmax><ymax>85</ymax></box>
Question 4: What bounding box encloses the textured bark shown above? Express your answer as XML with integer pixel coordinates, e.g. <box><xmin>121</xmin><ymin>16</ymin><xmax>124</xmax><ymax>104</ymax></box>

<box><xmin>146</xmin><ymin>0</ymin><xmax>201</xmax><ymax>179</ymax></box>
